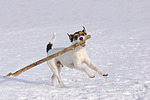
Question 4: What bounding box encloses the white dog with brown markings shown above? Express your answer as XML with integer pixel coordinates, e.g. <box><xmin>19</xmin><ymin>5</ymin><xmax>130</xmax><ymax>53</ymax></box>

<box><xmin>46</xmin><ymin>26</ymin><xmax>108</xmax><ymax>88</ymax></box>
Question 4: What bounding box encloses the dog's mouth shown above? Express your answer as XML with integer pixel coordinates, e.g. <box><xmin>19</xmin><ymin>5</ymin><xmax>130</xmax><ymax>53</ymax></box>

<box><xmin>80</xmin><ymin>42</ymin><xmax>86</xmax><ymax>47</ymax></box>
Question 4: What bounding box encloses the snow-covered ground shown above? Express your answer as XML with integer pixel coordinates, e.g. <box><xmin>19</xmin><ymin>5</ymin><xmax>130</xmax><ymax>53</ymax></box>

<box><xmin>0</xmin><ymin>0</ymin><xmax>150</xmax><ymax>100</ymax></box>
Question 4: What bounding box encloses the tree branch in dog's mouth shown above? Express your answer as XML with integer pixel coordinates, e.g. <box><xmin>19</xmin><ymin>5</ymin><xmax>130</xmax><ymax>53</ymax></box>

<box><xmin>80</xmin><ymin>42</ymin><xmax>86</xmax><ymax>47</ymax></box>
<box><xmin>3</xmin><ymin>35</ymin><xmax>91</xmax><ymax>78</ymax></box>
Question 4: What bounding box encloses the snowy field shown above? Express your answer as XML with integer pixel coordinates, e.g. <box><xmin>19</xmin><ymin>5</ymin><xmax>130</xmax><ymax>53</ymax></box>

<box><xmin>0</xmin><ymin>0</ymin><xmax>150</xmax><ymax>100</ymax></box>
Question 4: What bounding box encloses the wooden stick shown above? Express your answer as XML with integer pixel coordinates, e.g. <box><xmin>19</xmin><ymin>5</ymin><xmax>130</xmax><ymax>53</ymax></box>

<box><xmin>4</xmin><ymin>35</ymin><xmax>91</xmax><ymax>78</ymax></box>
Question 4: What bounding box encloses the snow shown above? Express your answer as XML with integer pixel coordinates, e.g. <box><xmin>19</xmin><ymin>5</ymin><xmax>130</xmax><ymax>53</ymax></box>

<box><xmin>0</xmin><ymin>0</ymin><xmax>150</xmax><ymax>100</ymax></box>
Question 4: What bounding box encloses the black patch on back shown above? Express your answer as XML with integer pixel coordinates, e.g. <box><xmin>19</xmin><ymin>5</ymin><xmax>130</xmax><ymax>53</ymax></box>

<box><xmin>46</xmin><ymin>43</ymin><xmax>53</xmax><ymax>53</ymax></box>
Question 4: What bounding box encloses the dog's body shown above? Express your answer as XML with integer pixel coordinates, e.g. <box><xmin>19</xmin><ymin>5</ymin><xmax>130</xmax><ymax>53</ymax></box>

<box><xmin>46</xmin><ymin>27</ymin><xmax>108</xmax><ymax>88</ymax></box>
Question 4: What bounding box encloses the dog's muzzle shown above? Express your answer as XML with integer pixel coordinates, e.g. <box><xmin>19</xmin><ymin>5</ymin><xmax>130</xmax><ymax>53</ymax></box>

<box><xmin>79</xmin><ymin>37</ymin><xmax>86</xmax><ymax>47</ymax></box>
<box><xmin>80</xmin><ymin>42</ymin><xmax>86</xmax><ymax>47</ymax></box>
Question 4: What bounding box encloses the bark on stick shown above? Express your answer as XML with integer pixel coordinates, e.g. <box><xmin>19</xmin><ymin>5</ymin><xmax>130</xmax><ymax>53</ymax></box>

<box><xmin>4</xmin><ymin>35</ymin><xmax>91</xmax><ymax>78</ymax></box>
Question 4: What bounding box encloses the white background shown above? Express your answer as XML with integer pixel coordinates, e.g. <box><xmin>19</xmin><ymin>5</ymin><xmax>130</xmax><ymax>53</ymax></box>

<box><xmin>0</xmin><ymin>0</ymin><xmax>150</xmax><ymax>99</ymax></box>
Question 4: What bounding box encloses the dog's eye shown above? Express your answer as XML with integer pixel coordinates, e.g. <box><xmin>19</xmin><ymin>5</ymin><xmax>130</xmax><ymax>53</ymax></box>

<box><xmin>74</xmin><ymin>36</ymin><xmax>78</xmax><ymax>40</ymax></box>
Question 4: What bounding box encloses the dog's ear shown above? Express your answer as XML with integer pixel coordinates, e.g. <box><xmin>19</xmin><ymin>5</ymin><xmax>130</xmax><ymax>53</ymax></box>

<box><xmin>67</xmin><ymin>33</ymin><xmax>73</xmax><ymax>42</ymax></box>
<box><xmin>67</xmin><ymin>33</ymin><xmax>71</xmax><ymax>39</ymax></box>
<box><xmin>82</xmin><ymin>26</ymin><xmax>86</xmax><ymax>33</ymax></box>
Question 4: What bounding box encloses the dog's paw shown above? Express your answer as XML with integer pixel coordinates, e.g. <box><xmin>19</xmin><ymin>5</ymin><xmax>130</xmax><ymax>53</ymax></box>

<box><xmin>62</xmin><ymin>85</ymin><xmax>67</xmax><ymax>88</ymax></box>
<box><xmin>103</xmin><ymin>73</ymin><xmax>108</xmax><ymax>76</ymax></box>
<box><xmin>89</xmin><ymin>74</ymin><xmax>95</xmax><ymax>78</ymax></box>
<box><xmin>61</xmin><ymin>84</ymin><xmax>67</xmax><ymax>88</ymax></box>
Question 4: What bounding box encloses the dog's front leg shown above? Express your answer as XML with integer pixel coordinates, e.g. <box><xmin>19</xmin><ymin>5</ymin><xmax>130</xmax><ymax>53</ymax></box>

<box><xmin>84</xmin><ymin>59</ymin><xmax>108</xmax><ymax>76</ymax></box>
<box><xmin>74</xmin><ymin>62</ymin><xmax>95</xmax><ymax>78</ymax></box>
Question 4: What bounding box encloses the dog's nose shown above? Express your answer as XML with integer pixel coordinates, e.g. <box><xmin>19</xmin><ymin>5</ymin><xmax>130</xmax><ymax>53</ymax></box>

<box><xmin>79</xmin><ymin>37</ymin><xmax>83</xmax><ymax>41</ymax></box>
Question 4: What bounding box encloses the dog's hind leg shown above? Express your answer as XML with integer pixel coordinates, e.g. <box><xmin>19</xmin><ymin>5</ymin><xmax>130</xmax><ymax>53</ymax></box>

<box><xmin>49</xmin><ymin>60</ymin><xmax>63</xmax><ymax>87</ymax></box>
<box><xmin>48</xmin><ymin>59</ymin><xmax>66</xmax><ymax>88</ymax></box>
<box><xmin>51</xmin><ymin>74</ymin><xmax>57</xmax><ymax>86</ymax></box>
<box><xmin>47</xmin><ymin>61</ymin><xmax>57</xmax><ymax>86</ymax></box>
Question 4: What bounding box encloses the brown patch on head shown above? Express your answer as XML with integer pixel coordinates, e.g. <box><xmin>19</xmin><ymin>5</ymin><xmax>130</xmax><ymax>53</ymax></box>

<box><xmin>67</xmin><ymin>26</ymin><xmax>87</xmax><ymax>42</ymax></box>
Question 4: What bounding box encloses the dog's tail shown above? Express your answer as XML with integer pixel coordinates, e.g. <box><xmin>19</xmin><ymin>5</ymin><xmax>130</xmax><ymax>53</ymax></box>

<box><xmin>46</xmin><ymin>32</ymin><xmax>56</xmax><ymax>53</ymax></box>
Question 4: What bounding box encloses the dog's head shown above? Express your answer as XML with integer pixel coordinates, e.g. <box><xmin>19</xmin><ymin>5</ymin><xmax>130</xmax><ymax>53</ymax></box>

<box><xmin>67</xmin><ymin>26</ymin><xmax>87</xmax><ymax>47</ymax></box>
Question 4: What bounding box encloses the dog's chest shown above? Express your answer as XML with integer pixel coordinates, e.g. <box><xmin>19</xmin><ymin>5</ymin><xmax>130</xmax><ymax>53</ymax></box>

<box><xmin>74</xmin><ymin>48</ymin><xmax>87</xmax><ymax>60</ymax></box>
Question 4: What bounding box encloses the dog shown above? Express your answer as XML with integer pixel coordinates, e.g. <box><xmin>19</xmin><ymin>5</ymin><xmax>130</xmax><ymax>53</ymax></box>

<box><xmin>46</xmin><ymin>26</ymin><xmax>108</xmax><ymax>88</ymax></box>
